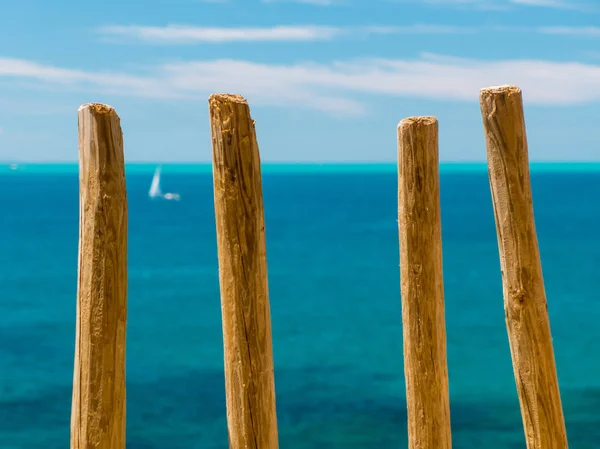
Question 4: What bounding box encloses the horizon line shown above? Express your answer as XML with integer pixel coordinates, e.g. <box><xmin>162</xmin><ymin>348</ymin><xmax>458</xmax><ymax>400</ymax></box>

<box><xmin>3</xmin><ymin>161</ymin><xmax>600</xmax><ymax>174</ymax></box>
<box><xmin>3</xmin><ymin>161</ymin><xmax>600</xmax><ymax>165</ymax></box>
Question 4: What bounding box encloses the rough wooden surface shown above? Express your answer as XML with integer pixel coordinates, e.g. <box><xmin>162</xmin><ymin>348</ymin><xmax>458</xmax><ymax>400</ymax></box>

<box><xmin>209</xmin><ymin>94</ymin><xmax>279</xmax><ymax>449</ymax></box>
<box><xmin>397</xmin><ymin>116</ymin><xmax>452</xmax><ymax>449</ymax></box>
<box><xmin>480</xmin><ymin>85</ymin><xmax>568</xmax><ymax>449</ymax></box>
<box><xmin>71</xmin><ymin>103</ymin><xmax>128</xmax><ymax>449</ymax></box>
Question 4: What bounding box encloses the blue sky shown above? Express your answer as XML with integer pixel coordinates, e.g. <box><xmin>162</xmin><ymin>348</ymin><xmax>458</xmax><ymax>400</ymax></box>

<box><xmin>0</xmin><ymin>0</ymin><xmax>599</xmax><ymax>162</ymax></box>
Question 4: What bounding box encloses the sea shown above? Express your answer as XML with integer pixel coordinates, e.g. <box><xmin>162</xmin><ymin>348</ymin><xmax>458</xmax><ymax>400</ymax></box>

<box><xmin>1</xmin><ymin>162</ymin><xmax>599</xmax><ymax>448</ymax></box>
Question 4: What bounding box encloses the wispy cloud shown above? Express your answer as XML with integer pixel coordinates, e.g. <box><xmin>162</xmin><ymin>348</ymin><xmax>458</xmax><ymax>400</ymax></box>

<box><xmin>97</xmin><ymin>24</ymin><xmax>474</xmax><ymax>44</ymax></box>
<box><xmin>414</xmin><ymin>0</ymin><xmax>595</xmax><ymax>10</ymax></box>
<box><xmin>99</xmin><ymin>25</ymin><xmax>339</xmax><ymax>43</ymax></box>
<box><xmin>261</xmin><ymin>0</ymin><xmax>339</xmax><ymax>5</ymax></box>
<box><xmin>2</xmin><ymin>54</ymin><xmax>600</xmax><ymax>115</ymax></box>
<box><xmin>406</xmin><ymin>0</ymin><xmax>510</xmax><ymax>11</ymax></box>
<box><xmin>362</xmin><ymin>24</ymin><xmax>476</xmax><ymax>34</ymax></box>
<box><xmin>422</xmin><ymin>0</ymin><xmax>495</xmax><ymax>5</ymax></box>
<box><xmin>539</xmin><ymin>26</ymin><xmax>600</xmax><ymax>36</ymax></box>
<box><xmin>98</xmin><ymin>23</ymin><xmax>600</xmax><ymax>45</ymax></box>
<box><xmin>0</xmin><ymin>57</ymin><xmax>172</xmax><ymax>97</ymax></box>
<box><xmin>508</xmin><ymin>0</ymin><xmax>591</xmax><ymax>10</ymax></box>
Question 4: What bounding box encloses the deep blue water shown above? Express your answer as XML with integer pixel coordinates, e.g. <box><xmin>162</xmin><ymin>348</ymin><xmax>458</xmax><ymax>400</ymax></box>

<box><xmin>1</xmin><ymin>164</ymin><xmax>599</xmax><ymax>448</ymax></box>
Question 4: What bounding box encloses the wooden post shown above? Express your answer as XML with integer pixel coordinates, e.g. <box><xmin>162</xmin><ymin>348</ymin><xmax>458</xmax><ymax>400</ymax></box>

<box><xmin>209</xmin><ymin>94</ymin><xmax>279</xmax><ymax>449</ymax></box>
<box><xmin>71</xmin><ymin>103</ymin><xmax>128</xmax><ymax>449</ymax></box>
<box><xmin>397</xmin><ymin>117</ymin><xmax>452</xmax><ymax>449</ymax></box>
<box><xmin>480</xmin><ymin>85</ymin><xmax>568</xmax><ymax>449</ymax></box>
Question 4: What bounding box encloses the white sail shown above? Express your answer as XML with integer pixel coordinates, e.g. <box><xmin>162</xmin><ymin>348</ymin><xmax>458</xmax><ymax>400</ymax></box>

<box><xmin>149</xmin><ymin>166</ymin><xmax>162</xmax><ymax>198</ymax></box>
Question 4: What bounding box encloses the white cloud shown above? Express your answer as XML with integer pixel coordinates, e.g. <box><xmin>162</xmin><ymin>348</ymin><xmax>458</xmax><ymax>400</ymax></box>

<box><xmin>99</xmin><ymin>25</ymin><xmax>340</xmax><ymax>43</ymax></box>
<box><xmin>0</xmin><ymin>57</ymin><xmax>173</xmax><ymax>97</ymax></box>
<box><xmin>422</xmin><ymin>0</ymin><xmax>491</xmax><ymax>4</ymax></box>
<box><xmin>539</xmin><ymin>26</ymin><xmax>600</xmax><ymax>37</ymax></box>
<box><xmin>97</xmin><ymin>23</ymin><xmax>600</xmax><ymax>45</ymax></box>
<box><xmin>261</xmin><ymin>0</ymin><xmax>339</xmax><ymax>5</ymax></box>
<box><xmin>2</xmin><ymin>54</ymin><xmax>600</xmax><ymax>115</ymax></box>
<box><xmin>98</xmin><ymin>24</ymin><xmax>474</xmax><ymax>44</ymax></box>
<box><xmin>508</xmin><ymin>0</ymin><xmax>590</xmax><ymax>9</ymax></box>
<box><xmin>412</xmin><ymin>0</ymin><xmax>594</xmax><ymax>10</ymax></box>
<box><xmin>510</xmin><ymin>0</ymin><xmax>564</xmax><ymax>5</ymax></box>
<box><xmin>402</xmin><ymin>0</ymin><xmax>509</xmax><ymax>10</ymax></box>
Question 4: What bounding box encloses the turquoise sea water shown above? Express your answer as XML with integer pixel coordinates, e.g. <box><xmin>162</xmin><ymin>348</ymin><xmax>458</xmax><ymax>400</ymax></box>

<box><xmin>1</xmin><ymin>163</ymin><xmax>599</xmax><ymax>448</ymax></box>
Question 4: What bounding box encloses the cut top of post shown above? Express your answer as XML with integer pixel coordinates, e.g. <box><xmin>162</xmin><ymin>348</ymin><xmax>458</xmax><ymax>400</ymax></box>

<box><xmin>398</xmin><ymin>116</ymin><xmax>437</xmax><ymax>128</ymax></box>
<box><xmin>78</xmin><ymin>103</ymin><xmax>118</xmax><ymax>115</ymax></box>
<box><xmin>480</xmin><ymin>85</ymin><xmax>521</xmax><ymax>99</ymax></box>
<box><xmin>209</xmin><ymin>94</ymin><xmax>249</xmax><ymax>107</ymax></box>
<box><xmin>77</xmin><ymin>103</ymin><xmax>125</xmax><ymax>187</ymax></box>
<box><xmin>208</xmin><ymin>94</ymin><xmax>258</xmax><ymax>175</ymax></box>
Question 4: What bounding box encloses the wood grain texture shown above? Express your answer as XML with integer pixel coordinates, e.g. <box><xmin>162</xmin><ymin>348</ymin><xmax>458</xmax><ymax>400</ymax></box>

<box><xmin>209</xmin><ymin>94</ymin><xmax>279</xmax><ymax>449</ymax></box>
<box><xmin>479</xmin><ymin>85</ymin><xmax>568</xmax><ymax>449</ymax></box>
<box><xmin>397</xmin><ymin>117</ymin><xmax>452</xmax><ymax>449</ymax></box>
<box><xmin>71</xmin><ymin>103</ymin><xmax>128</xmax><ymax>449</ymax></box>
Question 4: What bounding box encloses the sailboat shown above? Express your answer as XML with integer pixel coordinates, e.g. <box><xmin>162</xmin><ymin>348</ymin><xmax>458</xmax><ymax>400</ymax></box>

<box><xmin>149</xmin><ymin>166</ymin><xmax>180</xmax><ymax>201</ymax></box>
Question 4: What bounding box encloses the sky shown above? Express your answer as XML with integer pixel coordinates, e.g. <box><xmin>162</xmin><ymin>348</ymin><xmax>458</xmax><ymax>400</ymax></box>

<box><xmin>0</xmin><ymin>0</ymin><xmax>599</xmax><ymax>163</ymax></box>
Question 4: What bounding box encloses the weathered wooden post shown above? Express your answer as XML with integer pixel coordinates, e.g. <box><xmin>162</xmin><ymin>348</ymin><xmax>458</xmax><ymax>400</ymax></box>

<box><xmin>480</xmin><ymin>85</ymin><xmax>568</xmax><ymax>449</ymax></box>
<box><xmin>397</xmin><ymin>116</ymin><xmax>452</xmax><ymax>449</ymax></box>
<box><xmin>209</xmin><ymin>94</ymin><xmax>279</xmax><ymax>449</ymax></box>
<box><xmin>71</xmin><ymin>103</ymin><xmax>128</xmax><ymax>449</ymax></box>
